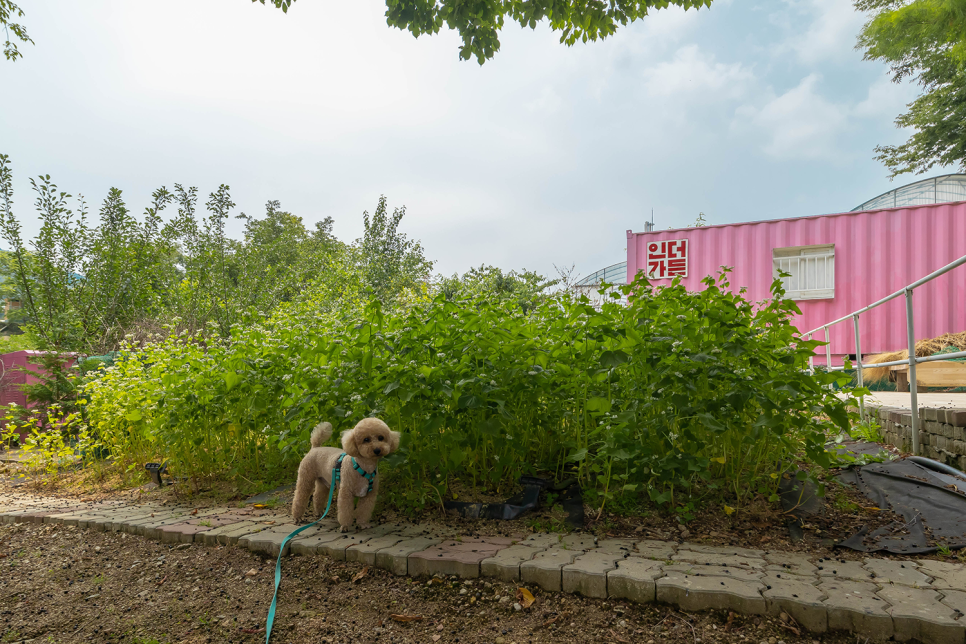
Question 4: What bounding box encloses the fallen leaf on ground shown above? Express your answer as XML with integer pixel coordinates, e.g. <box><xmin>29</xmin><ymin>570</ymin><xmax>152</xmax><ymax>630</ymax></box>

<box><xmin>244</xmin><ymin>568</ymin><xmax>258</xmax><ymax>577</ymax></box>
<box><xmin>190</xmin><ymin>508</ymin><xmax>198</xmax><ymax>515</ymax></box>
<box><xmin>390</xmin><ymin>614</ymin><xmax>424</xmax><ymax>623</ymax></box>
<box><xmin>352</xmin><ymin>566</ymin><xmax>369</xmax><ymax>582</ymax></box>
<box><xmin>253</xmin><ymin>504</ymin><xmax>268</xmax><ymax>509</ymax></box>
<box><xmin>516</xmin><ymin>587</ymin><xmax>535</xmax><ymax>608</ymax></box>
<box><xmin>156</xmin><ymin>576</ymin><xmax>167</xmax><ymax>586</ymax></box>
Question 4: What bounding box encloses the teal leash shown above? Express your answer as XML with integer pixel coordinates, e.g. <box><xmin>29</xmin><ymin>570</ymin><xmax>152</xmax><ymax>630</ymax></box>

<box><xmin>265</xmin><ymin>463</ymin><xmax>340</xmax><ymax>644</ymax></box>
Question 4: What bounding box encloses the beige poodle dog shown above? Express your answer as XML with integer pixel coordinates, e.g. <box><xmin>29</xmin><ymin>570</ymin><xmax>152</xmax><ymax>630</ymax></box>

<box><xmin>291</xmin><ymin>418</ymin><xmax>400</xmax><ymax>532</ymax></box>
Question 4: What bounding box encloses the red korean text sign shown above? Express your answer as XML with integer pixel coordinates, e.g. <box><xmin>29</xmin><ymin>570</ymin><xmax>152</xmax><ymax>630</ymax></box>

<box><xmin>645</xmin><ymin>239</ymin><xmax>688</xmax><ymax>278</ymax></box>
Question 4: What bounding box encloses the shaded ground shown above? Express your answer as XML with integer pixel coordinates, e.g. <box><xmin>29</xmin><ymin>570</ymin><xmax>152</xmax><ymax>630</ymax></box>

<box><xmin>1</xmin><ymin>521</ymin><xmax>851</xmax><ymax>644</ymax></box>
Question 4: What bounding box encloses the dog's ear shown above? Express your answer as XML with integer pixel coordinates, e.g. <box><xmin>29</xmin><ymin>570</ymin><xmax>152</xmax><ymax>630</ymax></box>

<box><xmin>341</xmin><ymin>429</ymin><xmax>360</xmax><ymax>457</ymax></box>
<box><xmin>388</xmin><ymin>430</ymin><xmax>401</xmax><ymax>453</ymax></box>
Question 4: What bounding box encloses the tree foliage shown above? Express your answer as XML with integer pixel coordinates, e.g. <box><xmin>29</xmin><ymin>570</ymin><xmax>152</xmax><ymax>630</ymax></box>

<box><xmin>0</xmin><ymin>154</ymin><xmax>432</xmax><ymax>353</ymax></box>
<box><xmin>256</xmin><ymin>0</ymin><xmax>712</xmax><ymax>64</ymax></box>
<box><xmin>856</xmin><ymin>0</ymin><xmax>966</xmax><ymax>177</ymax></box>
<box><xmin>0</xmin><ymin>0</ymin><xmax>31</xmax><ymax>62</ymax></box>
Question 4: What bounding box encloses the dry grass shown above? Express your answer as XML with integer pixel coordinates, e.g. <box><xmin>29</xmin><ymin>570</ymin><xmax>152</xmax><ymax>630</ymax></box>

<box><xmin>863</xmin><ymin>331</ymin><xmax>966</xmax><ymax>383</ymax></box>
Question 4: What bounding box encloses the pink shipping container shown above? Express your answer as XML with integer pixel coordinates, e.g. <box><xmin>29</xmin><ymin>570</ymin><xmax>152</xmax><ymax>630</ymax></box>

<box><xmin>626</xmin><ymin>201</ymin><xmax>966</xmax><ymax>366</ymax></box>
<box><xmin>0</xmin><ymin>351</ymin><xmax>78</xmax><ymax>407</ymax></box>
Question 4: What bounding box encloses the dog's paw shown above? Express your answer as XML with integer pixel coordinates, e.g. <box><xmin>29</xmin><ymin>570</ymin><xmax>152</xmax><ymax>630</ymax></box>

<box><xmin>357</xmin><ymin>523</ymin><xmax>372</xmax><ymax>530</ymax></box>
<box><xmin>339</xmin><ymin>525</ymin><xmax>350</xmax><ymax>533</ymax></box>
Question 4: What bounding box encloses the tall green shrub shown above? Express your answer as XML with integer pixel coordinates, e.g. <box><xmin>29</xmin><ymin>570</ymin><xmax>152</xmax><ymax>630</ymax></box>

<box><xmin>85</xmin><ymin>270</ymin><xmax>852</xmax><ymax>512</ymax></box>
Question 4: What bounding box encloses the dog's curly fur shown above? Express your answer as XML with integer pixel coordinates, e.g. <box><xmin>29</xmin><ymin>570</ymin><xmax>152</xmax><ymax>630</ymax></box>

<box><xmin>291</xmin><ymin>418</ymin><xmax>400</xmax><ymax>532</ymax></box>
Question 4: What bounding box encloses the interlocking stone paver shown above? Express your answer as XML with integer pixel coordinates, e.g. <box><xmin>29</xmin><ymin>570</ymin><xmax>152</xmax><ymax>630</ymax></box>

<box><xmin>591</xmin><ymin>539</ymin><xmax>636</xmax><ymax>555</ymax></box>
<box><xmin>12</xmin><ymin>504</ymin><xmax>92</xmax><ymax>523</ymax></box>
<box><xmin>377</xmin><ymin>536</ymin><xmax>442</xmax><ymax>575</ymax></box>
<box><xmin>521</xmin><ymin>549</ymin><xmax>582</xmax><ymax>591</ymax></box>
<box><xmin>937</xmin><ymin>589</ymin><xmax>966</xmax><ymax>622</ymax></box>
<box><xmin>672</xmin><ymin>550</ymin><xmax>765</xmax><ymax>570</ymax></box>
<box><xmin>917</xmin><ymin>560</ymin><xmax>966</xmax><ymax>591</ymax></box>
<box><xmin>288</xmin><ymin>529</ymin><xmax>347</xmax><ymax>556</ymax></box>
<box><xmin>662</xmin><ymin>563</ymin><xmax>764</xmax><ymax>582</ymax></box>
<box><xmin>562</xmin><ymin>552</ymin><xmax>621</xmax><ymax>598</ymax></box>
<box><xmin>139</xmin><ymin>512</ymin><xmax>212</xmax><ymax>540</ymax></box>
<box><xmin>205</xmin><ymin>520</ymin><xmax>269</xmax><ymax>545</ymax></box>
<box><xmin>559</xmin><ymin>534</ymin><xmax>598</xmax><ymax>550</ymax></box>
<box><xmin>394</xmin><ymin>524</ymin><xmax>441</xmax><ymax>538</ymax></box>
<box><xmin>195</xmin><ymin>520</ymin><xmax>257</xmax><ymax>545</ymax></box>
<box><xmin>656</xmin><ymin>570</ymin><xmax>766</xmax><ymax>614</ymax></box>
<box><xmin>117</xmin><ymin>510</ymin><xmax>185</xmax><ymax>534</ymax></box>
<box><xmin>815</xmin><ymin>559</ymin><xmax>873</xmax><ymax>582</ymax></box>
<box><xmin>106</xmin><ymin>507</ymin><xmax>173</xmax><ymax>531</ymax></box>
<box><xmin>318</xmin><ymin>533</ymin><xmax>376</xmax><ymax>561</ymax></box>
<box><xmin>481</xmin><ymin>544</ymin><xmax>545</xmax><ymax>582</ymax></box>
<box><xmin>156</xmin><ymin>509</ymin><xmax>227</xmax><ymax>543</ymax></box>
<box><xmin>761</xmin><ymin>571</ymin><xmax>827</xmax><ymax>633</ymax></box>
<box><xmin>316</xmin><ymin>525</ymin><xmax>401</xmax><ymax>561</ymax></box>
<box><xmin>679</xmin><ymin>543</ymin><xmax>764</xmax><ymax>558</ymax></box>
<box><xmin>763</xmin><ymin>552</ymin><xmax>818</xmax><ymax>577</ymax></box>
<box><xmin>409</xmin><ymin>537</ymin><xmax>514</xmax><ymax>578</ymax></box>
<box><xmin>515</xmin><ymin>534</ymin><xmax>561</xmax><ymax>549</ymax></box>
<box><xmin>239</xmin><ymin>524</ymin><xmax>303</xmax><ymax>555</ymax></box>
<box><xmin>632</xmin><ymin>539</ymin><xmax>676</xmax><ymax>560</ymax></box>
<box><xmin>606</xmin><ymin>558</ymin><xmax>664</xmax><ymax>603</ymax></box>
<box><xmin>878</xmin><ymin>586</ymin><xmax>963</xmax><ymax>644</ymax></box>
<box><xmin>819</xmin><ymin>579</ymin><xmax>894</xmax><ymax>639</ymax></box>
<box><xmin>864</xmin><ymin>559</ymin><xmax>932</xmax><ymax>587</ymax></box>
<box><xmin>346</xmin><ymin>535</ymin><xmax>407</xmax><ymax>565</ymax></box>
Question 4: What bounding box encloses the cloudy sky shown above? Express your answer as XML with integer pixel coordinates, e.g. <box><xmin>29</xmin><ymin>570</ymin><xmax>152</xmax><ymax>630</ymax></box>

<box><xmin>2</xmin><ymin>0</ymin><xmax>924</xmax><ymax>280</ymax></box>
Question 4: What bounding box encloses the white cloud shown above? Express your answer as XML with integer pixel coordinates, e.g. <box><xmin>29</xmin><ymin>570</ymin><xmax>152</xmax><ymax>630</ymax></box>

<box><xmin>735</xmin><ymin>74</ymin><xmax>849</xmax><ymax>160</ymax></box>
<box><xmin>778</xmin><ymin>0</ymin><xmax>867</xmax><ymax>65</ymax></box>
<box><xmin>641</xmin><ymin>45</ymin><xmax>755</xmax><ymax>100</ymax></box>
<box><xmin>854</xmin><ymin>75</ymin><xmax>916</xmax><ymax>119</ymax></box>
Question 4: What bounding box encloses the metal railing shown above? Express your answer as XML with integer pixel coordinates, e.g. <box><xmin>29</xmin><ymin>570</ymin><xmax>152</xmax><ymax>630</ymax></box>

<box><xmin>803</xmin><ymin>253</ymin><xmax>966</xmax><ymax>455</ymax></box>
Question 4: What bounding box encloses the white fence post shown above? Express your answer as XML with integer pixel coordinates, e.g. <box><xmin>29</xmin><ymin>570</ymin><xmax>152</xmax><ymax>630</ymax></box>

<box><xmin>905</xmin><ymin>288</ymin><xmax>919</xmax><ymax>456</ymax></box>
<box><xmin>824</xmin><ymin>326</ymin><xmax>833</xmax><ymax>389</ymax></box>
<box><xmin>853</xmin><ymin>313</ymin><xmax>865</xmax><ymax>423</ymax></box>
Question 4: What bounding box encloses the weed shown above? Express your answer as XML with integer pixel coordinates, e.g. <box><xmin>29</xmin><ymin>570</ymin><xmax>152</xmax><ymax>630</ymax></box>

<box><xmin>938</xmin><ymin>545</ymin><xmax>953</xmax><ymax>557</ymax></box>
<box><xmin>851</xmin><ymin>417</ymin><xmax>884</xmax><ymax>443</ymax></box>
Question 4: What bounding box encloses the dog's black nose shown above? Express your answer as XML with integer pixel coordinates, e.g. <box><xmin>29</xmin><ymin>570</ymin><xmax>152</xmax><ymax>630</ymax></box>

<box><xmin>373</xmin><ymin>448</ymin><xmax>381</xmax><ymax>455</ymax></box>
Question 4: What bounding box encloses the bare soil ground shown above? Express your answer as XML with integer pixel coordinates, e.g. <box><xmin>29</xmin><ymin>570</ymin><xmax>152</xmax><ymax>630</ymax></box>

<box><xmin>1</xmin><ymin>521</ymin><xmax>853</xmax><ymax>644</ymax></box>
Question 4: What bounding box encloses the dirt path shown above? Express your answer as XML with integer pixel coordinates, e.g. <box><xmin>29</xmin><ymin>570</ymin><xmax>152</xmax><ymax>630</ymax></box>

<box><xmin>0</xmin><ymin>521</ymin><xmax>853</xmax><ymax>644</ymax></box>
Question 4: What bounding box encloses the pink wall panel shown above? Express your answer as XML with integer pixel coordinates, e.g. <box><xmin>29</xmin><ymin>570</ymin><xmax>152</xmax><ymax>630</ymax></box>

<box><xmin>627</xmin><ymin>201</ymin><xmax>966</xmax><ymax>365</ymax></box>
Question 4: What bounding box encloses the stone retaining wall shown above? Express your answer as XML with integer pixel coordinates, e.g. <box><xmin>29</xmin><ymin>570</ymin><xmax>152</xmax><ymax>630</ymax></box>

<box><xmin>871</xmin><ymin>405</ymin><xmax>966</xmax><ymax>464</ymax></box>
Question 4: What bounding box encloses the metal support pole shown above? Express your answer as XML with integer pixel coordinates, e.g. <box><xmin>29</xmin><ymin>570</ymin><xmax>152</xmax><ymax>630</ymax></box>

<box><xmin>853</xmin><ymin>314</ymin><xmax>865</xmax><ymax>423</ymax></box>
<box><xmin>825</xmin><ymin>326</ymin><xmax>833</xmax><ymax>388</ymax></box>
<box><xmin>807</xmin><ymin>333</ymin><xmax>814</xmax><ymax>375</ymax></box>
<box><xmin>906</xmin><ymin>288</ymin><xmax>919</xmax><ymax>455</ymax></box>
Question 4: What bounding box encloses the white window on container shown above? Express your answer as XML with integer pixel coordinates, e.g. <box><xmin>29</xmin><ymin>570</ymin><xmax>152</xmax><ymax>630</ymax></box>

<box><xmin>772</xmin><ymin>244</ymin><xmax>835</xmax><ymax>300</ymax></box>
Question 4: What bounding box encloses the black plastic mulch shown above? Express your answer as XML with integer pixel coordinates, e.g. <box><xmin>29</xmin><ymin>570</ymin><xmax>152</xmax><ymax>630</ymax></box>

<box><xmin>837</xmin><ymin>458</ymin><xmax>966</xmax><ymax>554</ymax></box>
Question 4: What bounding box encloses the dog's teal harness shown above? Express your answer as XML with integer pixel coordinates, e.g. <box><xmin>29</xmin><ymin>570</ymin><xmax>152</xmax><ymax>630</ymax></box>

<box><xmin>334</xmin><ymin>452</ymin><xmax>376</xmax><ymax>493</ymax></box>
<box><xmin>265</xmin><ymin>453</ymin><xmax>376</xmax><ymax>643</ymax></box>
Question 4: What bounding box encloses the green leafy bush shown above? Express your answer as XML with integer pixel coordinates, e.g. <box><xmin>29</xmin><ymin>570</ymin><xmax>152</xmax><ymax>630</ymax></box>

<box><xmin>84</xmin><ymin>270</ymin><xmax>854</xmax><ymax>513</ymax></box>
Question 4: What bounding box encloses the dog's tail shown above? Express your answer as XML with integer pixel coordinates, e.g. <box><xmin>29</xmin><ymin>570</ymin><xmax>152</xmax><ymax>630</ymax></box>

<box><xmin>310</xmin><ymin>422</ymin><xmax>333</xmax><ymax>448</ymax></box>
